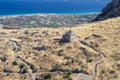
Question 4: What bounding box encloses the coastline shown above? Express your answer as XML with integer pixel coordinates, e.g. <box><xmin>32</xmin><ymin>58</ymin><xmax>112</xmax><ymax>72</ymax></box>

<box><xmin>0</xmin><ymin>12</ymin><xmax>100</xmax><ymax>17</ymax></box>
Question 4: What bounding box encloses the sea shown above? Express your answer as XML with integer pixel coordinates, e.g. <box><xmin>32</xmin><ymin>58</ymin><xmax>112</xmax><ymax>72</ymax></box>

<box><xmin>0</xmin><ymin>0</ymin><xmax>110</xmax><ymax>16</ymax></box>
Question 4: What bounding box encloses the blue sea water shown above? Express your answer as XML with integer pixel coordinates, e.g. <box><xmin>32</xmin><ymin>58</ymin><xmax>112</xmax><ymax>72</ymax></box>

<box><xmin>0</xmin><ymin>0</ymin><xmax>110</xmax><ymax>16</ymax></box>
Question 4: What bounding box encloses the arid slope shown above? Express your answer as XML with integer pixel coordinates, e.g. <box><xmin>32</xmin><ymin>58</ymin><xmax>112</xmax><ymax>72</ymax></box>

<box><xmin>0</xmin><ymin>17</ymin><xmax>120</xmax><ymax>80</ymax></box>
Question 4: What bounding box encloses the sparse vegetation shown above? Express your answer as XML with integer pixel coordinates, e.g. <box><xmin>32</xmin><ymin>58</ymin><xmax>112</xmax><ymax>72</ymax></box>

<box><xmin>12</xmin><ymin>61</ymin><xmax>18</xmax><ymax>66</ymax></box>
<box><xmin>87</xmin><ymin>59</ymin><xmax>93</xmax><ymax>63</ymax></box>
<box><xmin>63</xmin><ymin>72</ymin><xmax>72</xmax><ymax>80</ymax></box>
<box><xmin>18</xmin><ymin>64</ymin><xmax>28</xmax><ymax>73</ymax></box>
<box><xmin>21</xmin><ymin>67</ymin><xmax>28</xmax><ymax>74</ymax></box>
<box><xmin>0</xmin><ymin>16</ymin><xmax>119</xmax><ymax>79</ymax></box>
<box><xmin>42</xmin><ymin>74</ymin><xmax>52</xmax><ymax>79</ymax></box>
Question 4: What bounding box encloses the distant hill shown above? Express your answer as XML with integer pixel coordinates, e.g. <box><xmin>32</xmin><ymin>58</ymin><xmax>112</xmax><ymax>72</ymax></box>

<box><xmin>93</xmin><ymin>0</ymin><xmax>120</xmax><ymax>21</ymax></box>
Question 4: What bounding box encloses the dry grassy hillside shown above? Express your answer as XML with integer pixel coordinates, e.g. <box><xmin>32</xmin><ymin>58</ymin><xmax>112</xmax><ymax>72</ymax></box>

<box><xmin>0</xmin><ymin>17</ymin><xmax>120</xmax><ymax>80</ymax></box>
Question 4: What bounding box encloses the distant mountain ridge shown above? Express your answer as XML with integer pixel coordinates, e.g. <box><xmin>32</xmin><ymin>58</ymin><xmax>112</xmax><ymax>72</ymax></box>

<box><xmin>93</xmin><ymin>0</ymin><xmax>120</xmax><ymax>21</ymax></box>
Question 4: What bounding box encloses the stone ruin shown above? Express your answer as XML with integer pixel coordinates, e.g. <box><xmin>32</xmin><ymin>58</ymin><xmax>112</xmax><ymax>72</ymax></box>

<box><xmin>59</xmin><ymin>30</ymin><xmax>79</xmax><ymax>43</ymax></box>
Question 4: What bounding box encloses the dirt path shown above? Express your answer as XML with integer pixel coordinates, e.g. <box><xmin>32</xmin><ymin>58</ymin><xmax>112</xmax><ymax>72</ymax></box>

<box><xmin>0</xmin><ymin>39</ymin><xmax>105</xmax><ymax>80</ymax></box>
<box><xmin>73</xmin><ymin>40</ymin><xmax>105</xmax><ymax>80</ymax></box>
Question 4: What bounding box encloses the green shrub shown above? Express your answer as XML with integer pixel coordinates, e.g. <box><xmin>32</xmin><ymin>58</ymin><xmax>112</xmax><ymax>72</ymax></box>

<box><xmin>21</xmin><ymin>67</ymin><xmax>28</xmax><ymax>73</ymax></box>
<box><xmin>19</xmin><ymin>64</ymin><xmax>25</xmax><ymax>68</ymax></box>
<box><xmin>63</xmin><ymin>72</ymin><xmax>72</xmax><ymax>79</ymax></box>
<box><xmin>87</xmin><ymin>59</ymin><xmax>93</xmax><ymax>63</ymax></box>
<box><xmin>42</xmin><ymin>74</ymin><xmax>52</xmax><ymax>79</ymax></box>
<box><xmin>12</xmin><ymin>61</ymin><xmax>18</xmax><ymax>66</ymax></box>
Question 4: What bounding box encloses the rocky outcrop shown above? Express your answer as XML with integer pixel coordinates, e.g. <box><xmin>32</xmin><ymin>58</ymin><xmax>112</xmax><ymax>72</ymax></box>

<box><xmin>8</xmin><ymin>39</ymin><xmax>21</xmax><ymax>53</ymax></box>
<box><xmin>93</xmin><ymin>0</ymin><xmax>120</xmax><ymax>21</ymax></box>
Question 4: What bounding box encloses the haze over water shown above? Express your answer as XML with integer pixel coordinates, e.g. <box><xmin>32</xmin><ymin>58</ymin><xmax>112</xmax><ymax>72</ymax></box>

<box><xmin>0</xmin><ymin>0</ymin><xmax>110</xmax><ymax>16</ymax></box>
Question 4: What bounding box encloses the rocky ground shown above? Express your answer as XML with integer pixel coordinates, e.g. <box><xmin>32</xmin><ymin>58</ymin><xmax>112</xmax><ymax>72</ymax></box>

<box><xmin>0</xmin><ymin>17</ymin><xmax>120</xmax><ymax>80</ymax></box>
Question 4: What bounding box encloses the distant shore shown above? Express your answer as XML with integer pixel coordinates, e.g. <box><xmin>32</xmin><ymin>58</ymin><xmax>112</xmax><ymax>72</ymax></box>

<box><xmin>0</xmin><ymin>13</ymin><xmax>98</xmax><ymax>28</ymax></box>
<box><xmin>0</xmin><ymin>12</ymin><xmax>100</xmax><ymax>17</ymax></box>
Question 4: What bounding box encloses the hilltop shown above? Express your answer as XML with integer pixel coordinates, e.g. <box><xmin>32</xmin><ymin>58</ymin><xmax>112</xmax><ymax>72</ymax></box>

<box><xmin>0</xmin><ymin>16</ymin><xmax>120</xmax><ymax>80</ymax></box>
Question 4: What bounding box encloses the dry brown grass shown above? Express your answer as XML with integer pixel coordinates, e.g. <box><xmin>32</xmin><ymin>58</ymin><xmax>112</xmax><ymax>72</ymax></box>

<box><xmin>0</xmin><ymin>17</ymin><xmax>120</xmax><ymax>80</ymax></box>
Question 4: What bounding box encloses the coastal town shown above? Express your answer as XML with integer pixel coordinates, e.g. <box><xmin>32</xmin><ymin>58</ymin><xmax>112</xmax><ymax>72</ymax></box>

<box><xmin>0</xmin><ymin>14</ymin><xmax>98</xmax><ymax>28</ymax></box>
